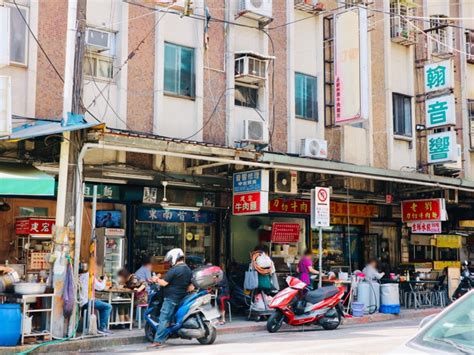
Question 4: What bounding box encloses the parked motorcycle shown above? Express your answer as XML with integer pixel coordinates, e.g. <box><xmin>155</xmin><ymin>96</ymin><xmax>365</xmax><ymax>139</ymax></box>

<box><xmin>452</xmin><ymin>260</ymin><xmax>473</xmax><ymax>300</ymax></box>
<box><xmin>266</xmin><ymin>276</ymin><xmax>346</xmax><ymax>333</ymax></box>
<box><xmin>144</xmin><ymin>265</ymin><xmax>223</xmax><ymax>345</ymax></box>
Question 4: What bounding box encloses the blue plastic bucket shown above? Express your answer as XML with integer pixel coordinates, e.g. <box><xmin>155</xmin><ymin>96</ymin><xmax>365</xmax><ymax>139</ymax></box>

<box><xmin>352</xmin><ymin>302</ymin><xmax>365</xmax><ymax>317</ymax></box>
<box><xmin>0</xmin><ymin>304</ymin><xmax>21</xmax><ymax>346</ymax></box>
<box><xmin>379</xmin><ymin>304</ymin><xmax>400</xmax><ymax>314</ymax></box>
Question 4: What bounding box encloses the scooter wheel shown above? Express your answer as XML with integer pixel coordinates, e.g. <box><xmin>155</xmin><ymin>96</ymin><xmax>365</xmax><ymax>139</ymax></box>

<box><xmin>266</xmin><ymin>311</ymin><xmax>284</xmax><ymax>333</ymax></box>
<box><xmin>197</xmin><ymin>320</ymin><xmax>217</xmax><ymax>345</ymax></box>
<box><xmin>145</xmin><ymin>322</ymin><xmax>156</xmax><ymax>343</ymax></box>
<box><xmin>320</xmin><ymin>312</ymin><xmax>341</xmax><ymax>330</ymax></box>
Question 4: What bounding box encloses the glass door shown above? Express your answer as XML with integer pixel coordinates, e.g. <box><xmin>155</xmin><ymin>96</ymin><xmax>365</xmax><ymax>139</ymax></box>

<box><xmin>104</xmin><ymin>236</ymin><xmax>124</xmax><ymax>283</ymax></box>
<box><xmin>184</xmin><ymin>224</ymin><xmax>214</xmax><ymax>268</ymax></box>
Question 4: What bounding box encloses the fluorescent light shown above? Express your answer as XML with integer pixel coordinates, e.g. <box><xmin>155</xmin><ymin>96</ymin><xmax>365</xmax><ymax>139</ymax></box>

<box><xmin>161</xmin><ymin>204</ymin><xmax>200</xmax><ymax>212</ymax></box>
<box><xmin>103</xmin><ymin>172</ymin><xmax>155</xmax><ymax>181</ymax></box>
<box><xmin>164</xmin><ymin>181</ymin><xmax>201</xmax><ymax>188</ymax></box>
<box><xmin>85</xmin><ymin>177</ymin><xmax>128</xmax><ymax>185</ymax></box>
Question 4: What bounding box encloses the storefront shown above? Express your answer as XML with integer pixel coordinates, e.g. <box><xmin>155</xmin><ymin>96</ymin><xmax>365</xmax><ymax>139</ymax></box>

<box><xmin>133</xmin><ymin>206</ymin><xmax>217</xmax><ymax>272</ymax></box>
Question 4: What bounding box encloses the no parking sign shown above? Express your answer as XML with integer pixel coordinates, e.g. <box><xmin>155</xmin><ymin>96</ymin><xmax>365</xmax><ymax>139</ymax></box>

<box><xmin>311</xmin><ymin>187</ymin><xmax>330</xmax><ymax>228</ymax></box>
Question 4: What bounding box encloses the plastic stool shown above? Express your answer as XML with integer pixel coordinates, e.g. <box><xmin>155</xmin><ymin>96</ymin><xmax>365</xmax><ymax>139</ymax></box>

<box><xmin>136</xmin><ymin>304</ymin><xmax>148</xmax><ymax>329</ymax></box>
<box><xmin>225</xmin><ymin>300</ymin><xmax>232</xmax><ymax>322</ymax></box>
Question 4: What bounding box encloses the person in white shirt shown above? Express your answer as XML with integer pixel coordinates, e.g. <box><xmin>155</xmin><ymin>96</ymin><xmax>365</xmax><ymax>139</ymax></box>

<box><xmin>79</xmin><ymin>263</ymin><xmax>112</xmax><ymax>333</ymax></box>
<box><xmin>362</xmin><ymin>258</ymin><xmax>385</xmax><ymax>281</ymax></box>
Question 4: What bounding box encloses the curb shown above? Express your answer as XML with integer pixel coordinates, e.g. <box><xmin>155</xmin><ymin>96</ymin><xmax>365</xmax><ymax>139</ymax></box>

<box><xmin>0</xmin><ymin>308</ymin><xmax>442</xmax><ymax>354</ymax></box>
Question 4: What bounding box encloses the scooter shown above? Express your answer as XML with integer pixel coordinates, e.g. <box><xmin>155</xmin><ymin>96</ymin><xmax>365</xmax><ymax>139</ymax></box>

<box><xmin>144</xmin><ymin>284</ymin><xmax>220</xmax><ymax>345</ymax></box>
<box><xmin>266</xmin><ymin>276</ymin><xmax>346</xmax><ymax>333</ymax></box>
<box><xmin>452</xmin><ymin>260</ymin><xmax>473</xmax><ymax>300</ymax></box>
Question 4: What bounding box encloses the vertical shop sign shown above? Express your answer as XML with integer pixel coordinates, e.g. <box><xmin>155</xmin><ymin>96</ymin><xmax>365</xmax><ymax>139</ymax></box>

<box><xmin>232</xmin><ymin>170</ymin><xmax>269</xmax><ymax>215</ymax></box>
<box><xmin>425</xmin><ymin>94</ymin><xmax>456</xmax><ymax>128</ymax></box>
<box><xmin>334</xmin><ymin>8</ymin><xmax>369</xmax><ymax>124</ymax></box>
<box><xmin>427</xmin><ymin>130</ymin><xmax>457</xmax><ymax>164</ymax></box>
<box><xmin>424</xmin><ymin>59</ymin><xmax>453</xmax><ymax>93</ymax></box>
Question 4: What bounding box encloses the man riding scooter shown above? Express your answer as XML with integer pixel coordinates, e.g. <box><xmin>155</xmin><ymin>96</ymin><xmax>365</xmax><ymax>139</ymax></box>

<box><xmin>150</xmin><ymin>248</ymin><xmax>193</xmax><ymax>348</ymax></box>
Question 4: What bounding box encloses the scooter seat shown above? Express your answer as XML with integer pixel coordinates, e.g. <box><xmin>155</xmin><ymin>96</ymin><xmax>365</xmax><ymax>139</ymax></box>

<box><xmin>304</xmin><ymin>286</ymin><xmax>339</xmax><ymax>304</ymax></box>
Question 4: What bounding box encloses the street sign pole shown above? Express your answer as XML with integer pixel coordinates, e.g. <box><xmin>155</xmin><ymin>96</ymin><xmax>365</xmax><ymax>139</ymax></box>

<box><xmin>318</xmin><ymin>227</ymin><xmax>323</xmax><ymax>288</ymax></box>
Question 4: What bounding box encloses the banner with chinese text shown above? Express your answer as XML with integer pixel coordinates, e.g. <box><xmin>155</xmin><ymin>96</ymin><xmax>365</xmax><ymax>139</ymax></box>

<box><xmin>401</xmin><ymin>198</ymin><xmax>446</xmax><ymax>222</ymax></box>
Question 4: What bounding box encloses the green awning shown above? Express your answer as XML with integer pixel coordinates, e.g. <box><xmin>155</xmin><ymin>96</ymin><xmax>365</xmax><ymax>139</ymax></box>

<box><xmin>0</xmin><ymin>164</ymin><xmax>55</xmax><ymax>196</ymax></box>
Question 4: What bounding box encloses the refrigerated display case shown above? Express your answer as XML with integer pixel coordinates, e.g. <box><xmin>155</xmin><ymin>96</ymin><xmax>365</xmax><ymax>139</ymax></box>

<box><xmin>96</xmin><ymin>228</ymin><xmax>126</xmax><ymax>284</ymax></box>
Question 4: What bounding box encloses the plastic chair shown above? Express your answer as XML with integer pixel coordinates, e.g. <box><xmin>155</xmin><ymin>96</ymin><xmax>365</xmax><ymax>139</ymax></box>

<box><xmin>136</xmin><ymin>303</ymin><xmax>148</xmax><ymax>329</ymax></box>
<box><xmin>225</xmin><ymin>299</ymin><xmax>232</xmax><ymax>323</ymax></box>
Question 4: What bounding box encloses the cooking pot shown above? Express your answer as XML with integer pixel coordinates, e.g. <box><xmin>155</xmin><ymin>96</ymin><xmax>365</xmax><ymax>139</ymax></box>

<box><xmin>13</xmin><ymin>282</ymin><xmax>46</xmax><ymax>295</ymax></box>
<box><xmin>0</xmin><ymin>271</ymin><xmax>20</xmax><ymax>293</ymax></box>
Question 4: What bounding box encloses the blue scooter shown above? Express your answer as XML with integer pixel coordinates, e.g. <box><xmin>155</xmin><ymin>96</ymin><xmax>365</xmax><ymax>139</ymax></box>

<box><xmin>144</xmin><ymin>284</ymin><xmax>220</xmax><ymax>345</ymax></box>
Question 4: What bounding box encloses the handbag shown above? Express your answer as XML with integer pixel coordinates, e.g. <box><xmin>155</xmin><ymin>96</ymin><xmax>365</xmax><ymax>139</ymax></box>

<box><xmin>244</xmin><ymin>268</ymin><xmax>259</xmax><ymax>290</ymax></box>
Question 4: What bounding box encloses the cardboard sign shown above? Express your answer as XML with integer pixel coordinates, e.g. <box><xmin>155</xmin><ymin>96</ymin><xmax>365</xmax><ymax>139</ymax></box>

<box><xmin>271</xmin><ymin>223</ymin><xmax>300</xmax><ymax>243</ymax></box>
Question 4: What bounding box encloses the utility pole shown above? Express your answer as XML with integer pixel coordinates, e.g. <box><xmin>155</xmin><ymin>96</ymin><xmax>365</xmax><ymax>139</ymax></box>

<box><xmin>52</xmin><ymin>0</ymin><xmax>87</xmax><ymax>338</ymax></box>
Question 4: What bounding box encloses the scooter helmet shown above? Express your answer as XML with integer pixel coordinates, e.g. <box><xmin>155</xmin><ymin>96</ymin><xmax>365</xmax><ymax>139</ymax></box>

<box><xmin>165</xmin><ymin>248</ymin><xmax>184</xmax><ymax>266</ymax></box>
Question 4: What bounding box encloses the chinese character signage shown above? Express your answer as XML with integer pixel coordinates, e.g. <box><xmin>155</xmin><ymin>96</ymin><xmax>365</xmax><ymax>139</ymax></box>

<box><xmin>271</xmin><ymin>223</ymin><xmax>300</xmax><ymax>243</ymax></box>
<box><xmin>330</xmin><ymin>202</ymin><xmax>378</xmax><ymax>218</ymax></box>
<box><xmin>401</xmin><ymin>198</ymin><xmax>446</xmax><ymax>222</ymax></box>
<box><xmin>425</xmin><ymin>94</ymin><xmax>455</xmax><ymax>129</ymax></box>
<box><xmin>143</xmin><ymin>187</ymin><xmax>158</xmax><ymax>204</ymax></box>
<box><xmin>269</xmin><ymin>198</ymin><xmax>310</xmax><ymax>214</ymax></box>
<box><xmin>424</xmin><ymin>59</ymin><xmax>453</xmax><ymax>93</ymax></box>
<box><xmin>233</xmin><ymin>169</ymin><xmax>269</xmax><ymax>215</ymax></box>
<box><xmin>427</xmin><ymin>131</ymin><xmax>457</xmax><ymax>164</ymax></box>
<box><xmin>436</xmin><ymin>235</ymin><xmax>462</xmax><ymax>248</ymax></box>
<box><xmin>15</xmin><ymin>217</ymin><xmax>55</xmax><ymax>235</ymax></box>
<box><xmin>311</xmin><ymin>187</ymin><xmax>330</xmax><ymax>228</ymax></box>
<box><xmin>410</xmin><ymin>221</ymin><xmax>442</xmax><ymax>234</ymax></box>
<box><xmin>136</xmin><ymin>207</ymin><xmax>215</xmax><ymax>223</ymax></box>
<box><xmin>84</xmin><ymin>183</ymin><xmax>120</xmax><ymax>200</ymax></box>
<box><xmin>232</xmin><ymin>192</ymin><xmax>268</xmax><ymax>215</ymax></box>
<box><xmin>233</xmin><ymin>170</ymin><xmax>269</xmax><ymax>193</ymax></box>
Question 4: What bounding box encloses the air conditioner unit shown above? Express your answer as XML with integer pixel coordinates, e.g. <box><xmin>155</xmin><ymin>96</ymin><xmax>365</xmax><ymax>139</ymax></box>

<box><xmin>273</xmin><ymin>170</ymin><xmax>297</xmax><ymax>194</ymax></box>
<box><xmin>235</xmin><ymin>54</ymin><xmax>267</xmax><ymax>84</ymax></box>
<box><xmin>299</xmin><ymin>138</ymin><xmax>328</xmax><ymax>159</ymax></box>
<box><xmin>239</xmin><ymin>0</ymin><xmax>272</xmax><ymax>19</ymax></box>
<box><xmin>86</xmin><ymin>28</ymin><xmax>112</xmax><ymax>52</ymax></box>
<box><xmin>243</xmin><ymin>119</ymin><xmax>269</xmax><ymax>144</ymax></box>
<box><xmin>466</xmin><ymin>31</ymin><xmax>474</xmax><ymax>64</ymax></box>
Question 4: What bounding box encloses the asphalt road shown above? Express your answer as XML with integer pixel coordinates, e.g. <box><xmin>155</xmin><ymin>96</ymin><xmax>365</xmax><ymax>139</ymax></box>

<box><xmin>89</xmin><ymin>318</ymin><xmax>421</xmax><ymax>354</ymax></box>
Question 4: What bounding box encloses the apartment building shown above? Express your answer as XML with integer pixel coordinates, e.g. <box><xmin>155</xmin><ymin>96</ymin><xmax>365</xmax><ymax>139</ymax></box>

<box><xmin>1</xmin><ymin>0</ymin><xmax>473</xmax><ymax>282</ymax></box>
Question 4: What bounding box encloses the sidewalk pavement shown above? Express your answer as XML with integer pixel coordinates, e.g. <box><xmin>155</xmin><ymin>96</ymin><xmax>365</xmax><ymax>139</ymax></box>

<box><xmin>1</xmin><ymin>308</ymin><xmax>441</xmax><ymax>354</ymax></box>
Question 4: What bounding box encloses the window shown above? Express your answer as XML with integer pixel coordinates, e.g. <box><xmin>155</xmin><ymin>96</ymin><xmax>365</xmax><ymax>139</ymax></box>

<box><xmin>392</xmin><ymin>93</ymin><xmax>412</xmax><ymax>136</ymax></box>
<box><xmin>468</xmin><ymin>100</ymin><xmax>474</xmax><ymax>148</ymax></box>
<box><xmin>390</xmin><ymin>0</ymin><xmax>416</xmax><ymax>45</ymax></box>
<box><xmin>295</xmin><ymin>73</ymin><xmax>317</xmax><ymax>120</ymax></box>
<box><xmin>466</xmin><ymin>30</ymin><xmax>474</xmax><ymax>63</ymax></box>
<box><xmin>7</xmin><ymin>4</ymin><xmax>28</xmax><ymax>65</ymax></box>
<box><xmin>430</xmin><ymin>15</ymin><xmax>451</xmax><ymax>55</ymax></box>
<box><xmin>235</xmin><ymin>85</ymin><xmax>258</xmax><ymax>108</ymax></box>
<box><xmin>84</xmin><ymin>55</ymin><xmax>113</xmax><ymax>80</ymax></box>
<box><xmin>164</xmin><ymin>43</ymin><xmax>195</xmax><ymax>98</ymax></box>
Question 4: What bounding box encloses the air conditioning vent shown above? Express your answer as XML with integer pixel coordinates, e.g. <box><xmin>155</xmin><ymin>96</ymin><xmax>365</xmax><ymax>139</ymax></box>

<box><xmin>86</xmin><ymin>28</ymin><xmax>112</xmax><ymax>52</ymax></box>
<box><xmin>273</xmin><ymin>170</ymin><xmax>297</xmax><ymax>194</ymax></box>
<box><xmin>243</xmin><ymin>119</ymin><xmax>269</xmax><ymax>144</ymax></box>
<box><xmin>299</xmin><ymin>138</ymin><xmax>328</xmax><ymax>159</ymax></box>
<box><xmin>238</xmin><ymin>0</ymin><xmax>272</xmax><ymax>19</ymax></box>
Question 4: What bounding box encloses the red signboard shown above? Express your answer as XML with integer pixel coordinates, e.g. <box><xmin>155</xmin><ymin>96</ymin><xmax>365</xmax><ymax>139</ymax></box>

<box><xmin>271</xmin><ymin>223</ymin><xmax>300</xmax><ymax>243</ymax></box>
<box><xmin>401</xmin><ymin>199</ymin><xmax>445</xmax><ymax>222</ymax></box>
<box><xmin>233</xmin><ymin>192</ymin><xmax>268</xmax><ymax>215</ymax></box>
<box><xmin>330</xmin><ymin>202</ymin><xmax>378</xmax><ymax>218</ymax></box>
<box><xmin>411</xmin><ymin>221</ymin><xmax>442</xmax><ymax>234</ymax></box>
<box><xmin>269</xmin><ymin>198</ymin><xmax>310</xmax><ymax>214</ymax></box>
<box><xmin>15</xmin><ymin>217</ymin><xmax>56</xmax><ymax>235</ymax></box>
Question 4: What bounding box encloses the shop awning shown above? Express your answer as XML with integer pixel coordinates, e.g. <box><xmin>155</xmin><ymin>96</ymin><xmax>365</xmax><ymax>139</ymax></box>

<box><xmin>0</xmin><ymin>114</ymin><xmax>100</xmax><ymax>141</ymax></box>
<box><xmin>0</xmin><ymin>163</ymin><xmax>55</xmax><ymax>196</ymax></box>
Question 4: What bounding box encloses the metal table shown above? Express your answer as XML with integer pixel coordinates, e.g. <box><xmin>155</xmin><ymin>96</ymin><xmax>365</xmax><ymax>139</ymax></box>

<box><xmin>97</xmin><ymin>288</ymin><xmax>134</xmax><ymax>330</ymax></box>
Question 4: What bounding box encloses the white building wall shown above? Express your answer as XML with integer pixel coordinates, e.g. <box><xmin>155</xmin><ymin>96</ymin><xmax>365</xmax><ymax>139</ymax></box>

<box><xmin>154</xmin><ymin>8</ymin><xmax>204</xmax><ymax>140</ymax></box>
<box><xmin>0</xmin><ymin>0</ymin><xmax>38</xmax><ymax>118</ymax></box>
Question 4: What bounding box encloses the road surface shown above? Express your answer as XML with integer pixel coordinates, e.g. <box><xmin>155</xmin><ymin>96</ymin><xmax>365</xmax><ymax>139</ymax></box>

<box><xmin>89</xmin><ymin>318</ymin><xmax>421</xmax><ymax>354</ymax></box>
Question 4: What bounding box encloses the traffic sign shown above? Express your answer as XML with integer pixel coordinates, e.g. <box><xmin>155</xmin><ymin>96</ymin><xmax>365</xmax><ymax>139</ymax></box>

<box><xmin>311</xmin><ymin>187</ymin><xmax>330</xmax><ymax>228</ymax></box>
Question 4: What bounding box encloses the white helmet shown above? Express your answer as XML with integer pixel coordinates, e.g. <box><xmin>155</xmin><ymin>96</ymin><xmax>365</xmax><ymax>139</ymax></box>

<box><xmin>165</xmin><ymin>248</ymin><xmax>184</xmax><ymax>266</ymax></box>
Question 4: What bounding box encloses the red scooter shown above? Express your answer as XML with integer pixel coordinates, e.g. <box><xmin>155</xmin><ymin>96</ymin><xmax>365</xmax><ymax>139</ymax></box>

<box><xmin>266</xmin><ymin>276</ymin><xmax>347</xmax><ymax>333</ymax></box>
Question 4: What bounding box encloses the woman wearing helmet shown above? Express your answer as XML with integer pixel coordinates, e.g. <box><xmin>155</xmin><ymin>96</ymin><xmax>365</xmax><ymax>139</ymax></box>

<box><xmin>150</xmin><ymin>248</ymin><xmax>194</xmax><ymax>348</ymax></box>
